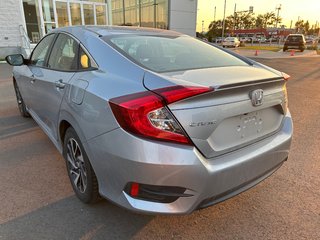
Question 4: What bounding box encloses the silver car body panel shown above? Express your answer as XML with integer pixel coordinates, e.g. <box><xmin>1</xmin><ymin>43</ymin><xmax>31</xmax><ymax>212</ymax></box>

<box><xmin>11</xmin><ymin>26</ymin><xmax>293</xmax><ymax>214</ymax></box>
<box><xmin>85</xmin><ymin>111</ymin><xmax>292</xmax><ymax>213</ymax></box>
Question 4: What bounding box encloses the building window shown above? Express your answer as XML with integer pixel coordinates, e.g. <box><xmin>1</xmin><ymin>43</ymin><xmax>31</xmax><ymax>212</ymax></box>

<box><xmin>83</xmin><ymin>4</ymin><xmax>95</xmax><ymax>25</ymax></box>
<box><xmin>111</xmin><ymin>0</ymin><xmax>168</xmax><ymax>29</ymax></box>
<box><xmin>155</xmin><ymin>0</ymin><xmax>168</xmax><ymax>29</ymax></box>
<box><xmin>140</xmin><ymin>0</ymin><xmax>154</xmax><ymax>28</ymax></box>
<box><xmin>23</xmin><ymin>0</ymin><xmax>41</xmax><ymax>43</ymax></box>
<box><xmin>112</xmin><ymin>0</ymin><xmax>124</xmax><ymax>25</ymax></box>
<box><xmin>56</xmin><ymin>2</ymin><xmax>69</xmax><ymax>27</ymax></box>
<box><xmin>70</xmin><ymin>3</ymin><xmax>82</xmax><ymax>26</ymax></box>
<box><xmin>96</xmin><ymin>5</ymin><xmax>107</xmax><ymax>25</ymax></box>
<box><xmin>124</xmin><ymin>0</ymin><xmax>139</xmax><ymax>26</ymax></box>
<box><xmin>42</xmin><ymin>0</ymin><xmax>55</xmax><ymax>23</ymax></box>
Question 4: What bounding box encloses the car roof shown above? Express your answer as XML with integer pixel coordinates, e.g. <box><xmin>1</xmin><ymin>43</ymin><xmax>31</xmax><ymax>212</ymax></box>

<box><xmin>53</xmin><ymin>25</ymin><xmax>183</xmax><ymax>37</ymax></box>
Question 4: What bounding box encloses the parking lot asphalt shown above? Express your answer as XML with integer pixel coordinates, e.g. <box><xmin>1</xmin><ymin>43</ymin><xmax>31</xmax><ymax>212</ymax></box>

<box><xmin>0</xmin><ymin>58</ymin><xmax>319</xmax><ymax>240</ymax></box>
<box><xmin>233</xmin><ymin>49</ymin><xmax>319</xmax><ymax>59</ymax></box>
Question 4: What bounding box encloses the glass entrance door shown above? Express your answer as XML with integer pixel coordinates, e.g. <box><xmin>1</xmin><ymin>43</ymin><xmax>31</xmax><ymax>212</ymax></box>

<box><xmin>42</xmin><ymin>0</ymin><xmax>57</xmax><ymax>32</ymax></box>
<box><xmin>23</xmin><ymin>0</ymin><xmax>109</xmax><ymax>43</ymax></box>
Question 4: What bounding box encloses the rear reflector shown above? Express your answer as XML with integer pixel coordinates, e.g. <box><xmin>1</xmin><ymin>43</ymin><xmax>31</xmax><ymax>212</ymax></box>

<box><xmin>124</xmin><ymin>182</ymin><xmax>191</xmax><ymax>203</ymax></box>
<box><xmin>109</xmin><ymin>86</ymin><xmax>212</xmax><ymax>145</ymax></box>
<box><xmin>130</xmin><ymin>182</ymin><xmax>140</xmax><ymax>197</ymax></box>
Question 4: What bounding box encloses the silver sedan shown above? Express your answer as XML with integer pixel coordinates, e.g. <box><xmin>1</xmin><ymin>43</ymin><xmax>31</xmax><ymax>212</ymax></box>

<box><xmin>5</xmin><ymin>26</ymin><xmax>292</xmax><ymax>214</ymax></box>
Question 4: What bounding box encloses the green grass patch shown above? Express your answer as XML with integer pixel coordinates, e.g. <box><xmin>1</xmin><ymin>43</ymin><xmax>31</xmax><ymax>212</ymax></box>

<box><xmin>239</xmin><ymin>46</ymin><xmax>281</xmax><ymax>52</ymax></box>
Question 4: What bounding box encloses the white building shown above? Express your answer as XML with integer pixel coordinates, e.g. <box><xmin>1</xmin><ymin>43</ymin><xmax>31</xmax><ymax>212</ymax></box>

<box><xmin>0</xmin><ymin>0</ymin><xmax>197</xmax><ymax>59</ymax></box>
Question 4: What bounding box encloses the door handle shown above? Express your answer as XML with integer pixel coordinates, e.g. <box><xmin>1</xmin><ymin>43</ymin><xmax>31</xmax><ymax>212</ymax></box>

<box><xmin>55</xmin><ymin>79</ymin><xmax>66</xmax><ymax>89</ymax></box>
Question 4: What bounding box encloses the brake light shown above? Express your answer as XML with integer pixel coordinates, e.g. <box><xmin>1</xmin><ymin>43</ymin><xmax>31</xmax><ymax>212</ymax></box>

<box><xmin>109</xmin><ymin>86</ymin><xmax>212</xmax><ymax>145</ymax></box>
<box><xmin>281</xmin><ymin>72</ymin><xmax>290</xmax><ymax>81</ymax></box>
<box><xmin>154</xmin><ymin>86</ymin><xmax>212</xmax><ymax>104</ymax></box>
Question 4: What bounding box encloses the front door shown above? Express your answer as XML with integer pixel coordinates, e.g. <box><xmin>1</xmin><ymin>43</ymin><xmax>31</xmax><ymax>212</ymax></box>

<box><xmin>24</xmin><ymin>33</ymin><xmax>56</xmax><ymax>112</ymax></box>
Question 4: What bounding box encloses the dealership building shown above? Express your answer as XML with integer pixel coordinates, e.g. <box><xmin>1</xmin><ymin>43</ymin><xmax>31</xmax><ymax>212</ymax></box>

<box><xmin>0</xmin><ymin>0</ymin><xmax>197</xmax><ymax>58</ymax></box>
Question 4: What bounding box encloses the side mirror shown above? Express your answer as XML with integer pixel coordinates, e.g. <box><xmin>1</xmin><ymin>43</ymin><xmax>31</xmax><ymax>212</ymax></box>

<box><xmin>5</xmin><ymin>54</ymin><xmax>25</xmax><ymax>66</ymax></box>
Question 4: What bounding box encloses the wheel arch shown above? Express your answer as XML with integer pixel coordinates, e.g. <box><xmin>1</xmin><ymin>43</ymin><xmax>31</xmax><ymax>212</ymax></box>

<box><xmin>58</xmin><ymin>110</ymin><xmax>87</xmax><ymax>146</ymax></box>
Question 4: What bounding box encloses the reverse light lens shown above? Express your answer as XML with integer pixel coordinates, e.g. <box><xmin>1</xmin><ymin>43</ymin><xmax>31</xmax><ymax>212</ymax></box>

<box><xmin>109</xmin><ymin>85</ymin><xmax>212</xmax><ymax>145</ymax></box>
<box><xmin>148</xmin><ymin>107</ymin><xmax>184</xmax><ymax>134</ymax></box>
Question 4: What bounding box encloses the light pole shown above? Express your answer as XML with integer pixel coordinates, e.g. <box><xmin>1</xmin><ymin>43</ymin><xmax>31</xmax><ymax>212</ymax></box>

<box><xmin>202</xmin><ymin>20</ymin><xmax>204</xmax><ymax>34</ymax></box>
<box><xmin>221</xmin><ymin>0</ymin><xmax>226</xmax><ymax>38</ymax></box>
<box><xmin>214</xmin><ymin>6</ymin><xmax>216</xmax><ymax>22</ymax></box>
<box><xmin>275</xmin><ymin>4</ymin><xmax>281</xmax><ymax>29</ymax></box>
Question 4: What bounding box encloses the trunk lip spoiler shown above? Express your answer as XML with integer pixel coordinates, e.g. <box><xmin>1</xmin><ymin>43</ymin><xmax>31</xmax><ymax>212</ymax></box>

<box><xmin>214</xmin><ymin>77</ymin><xmax>284</xmax><ymax>91</ymax></box>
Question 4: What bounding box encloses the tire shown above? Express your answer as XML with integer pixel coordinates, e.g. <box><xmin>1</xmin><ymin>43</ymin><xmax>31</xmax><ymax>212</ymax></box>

<box><xmin>13</xmin><ymin>81</ymin><xmax>30</xmax><ymax>117</ymax></box>
<box><xmin>63</xmin><ymin>127</ymin><xmax>100</xmax><ymax>203</ymax></box>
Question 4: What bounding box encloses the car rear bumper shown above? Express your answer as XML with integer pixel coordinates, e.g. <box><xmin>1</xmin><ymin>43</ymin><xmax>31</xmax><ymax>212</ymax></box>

<box><xmin>222</xmin><ymin>42</ymin><xmax>237</xmax><ymax>47</ymax></box>
<box><xmin>85</xmin><ymin>111</ymin><xmax>293</xmax><ymax>214</ymax></box>
<box><xmin>284</xmin><ymin>43</ymin><xmax>305</xmax><ymax>49</ymax></box>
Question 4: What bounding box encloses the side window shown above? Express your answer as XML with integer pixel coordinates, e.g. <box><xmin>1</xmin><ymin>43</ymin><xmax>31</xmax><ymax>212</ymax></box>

<box><xmin>79</xmin><ymin>48</ymin><xmax>91</xmax><ymax>70</ymax></box>
<box><xmin>30</xmin><ymin>34</ymin><xmax>55</xmax><ymax>67</ymax></box>
<box><xmin>48</xmin><ymin>34</ymin><xmax>79</xmax><ymax>71</ymax></box>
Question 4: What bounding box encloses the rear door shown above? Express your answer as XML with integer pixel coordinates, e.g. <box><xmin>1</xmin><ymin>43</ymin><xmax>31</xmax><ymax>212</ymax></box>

<box><xmin>31</xmin><ymin>33</ymin><xmax>78</xmax><ymax>140</ymax></box>
<box><xmin>21</xmin><ymin>34</ymin><xmax>56</xmax><ymax>109</ymax></box>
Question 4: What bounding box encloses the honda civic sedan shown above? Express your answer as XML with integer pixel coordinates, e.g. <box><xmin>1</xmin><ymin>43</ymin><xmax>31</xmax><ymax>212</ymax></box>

<box><xmin>6</xmin><ymin>26</ymin><xmax>292</xmax><ymax>214</ymax></box>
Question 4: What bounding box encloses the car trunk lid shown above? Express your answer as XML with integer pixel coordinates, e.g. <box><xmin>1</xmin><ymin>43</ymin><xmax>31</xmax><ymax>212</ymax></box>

<box><xmin>144</xmin><ymin>66</ymin><xmax>287</xmax><ymax>158</ymax></box>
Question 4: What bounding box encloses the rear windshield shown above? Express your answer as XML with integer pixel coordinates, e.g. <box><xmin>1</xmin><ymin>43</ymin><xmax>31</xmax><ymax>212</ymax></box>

<box><xmin>287</xmin><ymin>36</ymin><xmax>302</xmax><ymax>42</ymax></box>
<box><xmin>103</xmin><ymin>35</ymin><xmax>248</xmax><ymax>73</ymax></box>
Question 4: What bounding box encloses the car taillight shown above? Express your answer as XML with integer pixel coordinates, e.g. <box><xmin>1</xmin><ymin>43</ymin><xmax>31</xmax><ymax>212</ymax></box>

<box><xmin>109</xmin><ymin>86</ymin><xmax>212</xmax><ymax>145</ymax></box>
<box><xmin>281</xmin><ymin>72</ymin><xmax>290</xmax><ymax>81</ymax></box>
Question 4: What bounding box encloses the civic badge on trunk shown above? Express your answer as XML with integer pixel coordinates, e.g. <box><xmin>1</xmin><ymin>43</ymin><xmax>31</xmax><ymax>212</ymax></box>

<box><xmin>250</xmin><ymin>89</ymin><xmax>264</xmax><ymax>106</ymax></box>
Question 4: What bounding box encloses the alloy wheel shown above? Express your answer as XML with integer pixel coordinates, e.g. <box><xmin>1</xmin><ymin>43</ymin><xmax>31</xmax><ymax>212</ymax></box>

<box><xmin>66</xmin><ymin>138</ymin><xmax>88</xmax><ymax>193</ymax></box>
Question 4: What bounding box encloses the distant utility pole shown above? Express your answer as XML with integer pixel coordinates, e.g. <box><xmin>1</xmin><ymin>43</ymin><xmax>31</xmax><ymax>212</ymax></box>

<box><xmin>290</xmin><ymin>20</ymin><xmax>293</xmax><ymax>29</ymax></box>
<box><xmin>202</xmin><ymin>20</ymin><xmax>204</xmax><ymax>33</ymax></box>
<box><xmin>221</xmin><ymin>0</ymin><xmax>227</xmax><ymax>38</ymax></box>
<box><xmin>233</xmin><ymin>6</ymin><xmax>253</xmax><ymax>32</ymax></box>
<box><xmin>275</xmin><ymin>4</ymin><xmax>281</xmax><ymax>28</ymax></box>
<box><xmin>233</xmin><ymin>3</ymin><xmax>237</xmax><ymax>33</ymax></box>
<box><xmin>214</xmin><ymin>6</ymin><xmax>216</xmax><ymax>22</ymax></box>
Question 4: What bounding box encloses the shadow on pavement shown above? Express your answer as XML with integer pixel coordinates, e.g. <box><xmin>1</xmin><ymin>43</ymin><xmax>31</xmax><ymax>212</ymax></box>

<box><xmin>0</xmin><ymin>115</ymin><xmax>37</xmax><ymax>141</ymax></box>
<box><xmin>0</xmin><ymin>196</ymin><xmax>153</xmax><ymax>240</ymax></box>
<box><xmin>0</xmin><ymin>63</ymin><xmax>12</xmax><ymax>79</ymax></box>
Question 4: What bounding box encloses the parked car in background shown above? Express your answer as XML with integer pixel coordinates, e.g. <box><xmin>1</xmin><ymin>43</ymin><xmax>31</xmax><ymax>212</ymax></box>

<box><xmin>5</xmin><ymin>26</ymin><xmax>292</xmax><ymax>214</ymax></box>
<box><xmin>214</xmin><ymin>37</ymin><xmax>224</xmax><ymax>43</ymax></box>
<box><xmin>283</xmin><ymin>34</ymin><xmax>306</xmax><ymax>52</ymax></box>
<box><xmin>305</xmin><ymin>35</ymin><xmax>315</xmax><ymax>44</ymax></box>
<box><xmin>222</xmin><ymin>37</ymin><xmax>240</xmax><ymax>48</ymax></box>
<box><xmin>313</xmin><ymin>37</ymin><xmax>319</xmax><ymax>45</ymax></box>
<box><xmin>256</xmin><ymin>37</ymin><xmax>267</xmax><ymax>43</ymax></box>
